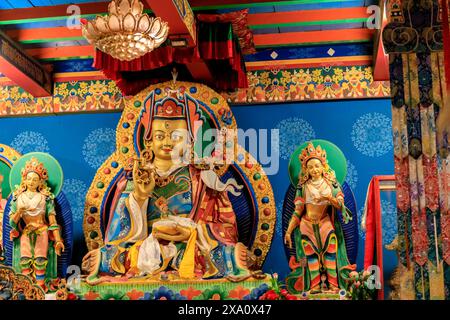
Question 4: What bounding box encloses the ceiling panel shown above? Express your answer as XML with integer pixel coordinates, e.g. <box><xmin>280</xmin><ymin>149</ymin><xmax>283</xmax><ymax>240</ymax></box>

<box><xmin>0</xmin><ymin>0</ymin><xmax>380</xmax><ymax>82</ymax></box>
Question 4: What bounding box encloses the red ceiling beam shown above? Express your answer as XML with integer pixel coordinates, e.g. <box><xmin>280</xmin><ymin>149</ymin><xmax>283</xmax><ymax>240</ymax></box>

<box><xmin>8</xmin><ymin>25</ymin><xmax>374</xmax><ymax>47</ymax></box>
<box><xmin>0</xmin><ymin>0</ymin><xmax>281</xmax><ymax>22</ymax></box>
<box><xmin>143</xmin><ymin>0</ymin><xmax>196</xmax><ymax>46</ymax></box>
<box><xmin>188</xmin><ymin>0</ymin><xmax>285</xmax><ymax>5</ymax></box>
<box><xmin>6</xmin><ymin>27</ymin><xmax>82</xmax><ymax>42</ymax></box>
<box><xmin>0</xmin><ymin>31</ymin><xmax>52</xmax><ymax>97</ymax></box>
<box><xmin>372</xmin><ymin>1</ymin><xmax>389</xmax><ymax>81</ymax></box>
<box><xmin>26</xmin><ymin>45</ymin><xmax>94</xmax><ymax>59</ymax></box>
<box><xmin>0</xmin><ymin>1</ymin><xmax>110</xmax><ymax>22</ymax></box>
<box><xmin>144</xmin><ymin>0</ymin><xmax>214</xmax><ymax>85</ymax></box>
<box><xmin>0</xmin><ymin>4</ymin><xmax>371</xmax><ymax>28</ymax></box>
<box><xmin>247</xmin><ymin>7</ymin><xmax>370</xmax><ymax>25</ymax></box>
<box><xmin>254</xmin><ymin>28</ymin><xmax>375</xmax><ymax>46</ymax></box>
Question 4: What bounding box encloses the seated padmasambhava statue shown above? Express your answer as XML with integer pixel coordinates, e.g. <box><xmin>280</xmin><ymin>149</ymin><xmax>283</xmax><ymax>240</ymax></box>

<box><xmin>284</xmin><ymin>141</ymin><xmax>356</xmax><ymax>294</ymax></box>
<box><xmin>82</xmin><ymin>91</ymin><xmax>255</xmax><ymax>283</ymax></box>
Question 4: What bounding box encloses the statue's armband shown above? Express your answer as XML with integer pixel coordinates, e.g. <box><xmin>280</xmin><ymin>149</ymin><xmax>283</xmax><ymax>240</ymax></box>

<box><xmin>9</xmin><ymin>200</ymin><xmax>20</xmax><ymax>226</ymax></box>
<box><xmin>45</xmin><ymin>198</ymin><xmax>57</xmax><ymax>219</ymax></box>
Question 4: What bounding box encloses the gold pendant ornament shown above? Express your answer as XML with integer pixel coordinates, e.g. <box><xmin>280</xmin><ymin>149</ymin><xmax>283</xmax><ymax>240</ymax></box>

<box><xmin>155</xmin><ymin>175</ymin><xmax>174</xmax><ymax>187</ymax></box>
<box><xmin>81</xmin><ymin>0</ymin><xmax>169</xmax><ymax>61</ymax></box>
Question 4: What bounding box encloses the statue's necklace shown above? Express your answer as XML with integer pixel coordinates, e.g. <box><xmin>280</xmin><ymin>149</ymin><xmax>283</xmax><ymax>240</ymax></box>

<box><xmin>25</xmin><ymin>190</ymin><xmax>38</xmax><ymax>199</ymax></box>
<box><xmin>154</xmin><ymin>175</ymin><xmax>174</xmax><ymax>188</ymax></box>
<box><xmin>153</xmin><ymin>166</ymin><xmax>184</xmax><ymax>187</ymax></box>
<box><xmin>310</xmin><ymin>178</ymin><xmax>325</xmax><ymax>188</ymax></box>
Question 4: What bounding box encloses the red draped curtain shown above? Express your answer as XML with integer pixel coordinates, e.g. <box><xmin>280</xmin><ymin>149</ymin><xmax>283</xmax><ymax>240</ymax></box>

<box><xmin>94</xmin><ymin>18</ymin><xmax>249</xmax><ymax>96</ymax></box>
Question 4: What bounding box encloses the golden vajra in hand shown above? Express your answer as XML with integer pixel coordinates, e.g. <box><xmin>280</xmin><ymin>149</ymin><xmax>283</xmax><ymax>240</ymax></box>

<box><xmin>133</xmin><ymin>159</ymin><xmax>155</xmax><ymax>198</ymax></box>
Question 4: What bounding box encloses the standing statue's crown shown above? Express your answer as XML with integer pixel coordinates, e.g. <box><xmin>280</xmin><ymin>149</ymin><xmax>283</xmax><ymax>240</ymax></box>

<box><xmin>299</xmin><ymin>142</ymin><xmax>327</xmax><ymax>168</ymax></box>
<box><xmin>21</xmin><ymin>157</ymin><xmax>48</xmax><ymax>181</ymax></box>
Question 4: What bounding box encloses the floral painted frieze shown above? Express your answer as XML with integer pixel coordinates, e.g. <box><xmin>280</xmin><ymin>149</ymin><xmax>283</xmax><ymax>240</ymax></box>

<box><xmin>0</xmin><ymin>65</ymin><xmax>390</xmax><ymax>116</ymax></box>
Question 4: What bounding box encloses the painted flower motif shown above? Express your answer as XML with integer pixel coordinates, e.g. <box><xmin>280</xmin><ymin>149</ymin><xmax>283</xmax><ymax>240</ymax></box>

<box><xmin>77</xmin><ymin>82</ymin><xmax>89</xmax><ymax>96</ymax></box>
<box><xmin>99</xmin><ymin>289</ymin><xmax>127</xmax><ymax>300</ymax></box>
<box><xmin>194</xmin><ymin>286</ymin><xmax>228</xmax><ymax>300</ymax></box>
<box><xmin>107</xmin><ymin>81</ymin><xmax>121</xmax><ymax>95</ymax></box>
<box><xmin>0</xmin><ymin>100</ymin><xmax>12</xmax><ymax>115</ymax></box>
<box><xmin>37</xmin><ymin>98</ymin><xmax>53</xmax><ymax>113</ymax></box>
<box><xmin>312</xmin><ymin>69</ymin><xmax>324</xmax><ymax>84</ymax></box>
<box><xmin>351</xmin><ymin>113</ymin><xmax>393</xmax><ymax>157</ymax></box>
<box><xmin>62</xmin><ymin>179</ymin><xmax>88</xmax><ymax>223</ymax></box>
<box><xmin>0</xmin><ymin>86</ymin><xmax>9</xmax><ymax>100</ymax></box>
<box><xmin>180</xmin><ymin>287</ymin><xmax>202</xmax><ymax>300</ymax></box>
<box><xmin>148</xmin><ymin>286</ymin><xmax>186</xmax><ymax>300</ymax></box>
<box><xmin>139</xmin><ymin>292</ymin><xmax>154</xmax><ymax>300</ymax></box>
<box><xmin>54</xmin><ymin>83</ymin><xmax>69</xmax><ymax>97</ymax></box>
<box><xmin>243</xmin><ymin>284</ymin><xmax>269</xmax><ymax>300</ymax></box>
<box><xmin>10</xmin><ymin>131</ymin><xmax>50</xmax><ymax>154</ymax></box>
<box><xmin>82</xmin><ymin>128</ymin><xmax>116</xmax><ymax>169</ymax></box>
<box><xmin>333</xmin><ymin>68</ymin><xmax>344</xmax><ymax>83</ymax></box>
<box><xmin>126</xmin><ymin>289</ymin><xmax>144</xmax><ymax>300</ymax></box>
<box><xmin>153</xmin><ymin>286</ymin><xmax>174</xmax><ymax>300</ymax></box>
<box><xmin>83</xmin><ymin>291</ymin><xmax>100</xmax><ymax>300</ymax></box>
<box><xmin>228</xmin><ymin>286</ymin><xmax>251</xmax><ymax>300</ymax></box>
<box><xmin>345</xmin><ymin>160</ymin><xmax>358</xmax><ymax>190</ymax></box>
<box><xmin>67</xmin><ymin>293</ymin><xmax>78</xmax><ymax>300</ymax></box>
<box><xmin>274</xmin><ymin>117</ymin><xmax>316</xmax><ymax>160</ymax></box>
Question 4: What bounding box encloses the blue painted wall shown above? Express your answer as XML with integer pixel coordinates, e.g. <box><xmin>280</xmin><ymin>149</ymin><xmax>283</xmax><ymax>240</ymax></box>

<box><xmin>0</xmin><ymin>98</ymin><xmax>396</xmax><ymax>294</ymax></box>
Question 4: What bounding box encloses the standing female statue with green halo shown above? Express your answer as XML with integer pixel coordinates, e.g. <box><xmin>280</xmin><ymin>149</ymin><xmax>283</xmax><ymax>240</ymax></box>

<box><xmin>8</xmin><ymin>153</ymin><xmax>65</xmax><ymax>291</ymax></box>
<box><xmin>284</xmin><ymin>140</ymin><xmax>356</xmax><ymax>294</ymax></box>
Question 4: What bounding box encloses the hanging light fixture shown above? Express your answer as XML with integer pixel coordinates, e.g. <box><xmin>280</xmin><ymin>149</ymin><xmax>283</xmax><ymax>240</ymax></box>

<box><xmin>81</xmin><ymin>0</ymin><xmax>169</xmax><ymax>61</ymax></box>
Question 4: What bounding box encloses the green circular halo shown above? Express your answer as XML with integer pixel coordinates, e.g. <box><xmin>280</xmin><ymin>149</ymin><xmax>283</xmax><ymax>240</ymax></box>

<box><xmin>9</xmin><ymin>152</ymin><xmax>64</xmax><ymax>196</ymax></box>
<box><xmin>288</xmin><ymin>139</ymin><xmax>347</xmax><ymax>187</ymax></box>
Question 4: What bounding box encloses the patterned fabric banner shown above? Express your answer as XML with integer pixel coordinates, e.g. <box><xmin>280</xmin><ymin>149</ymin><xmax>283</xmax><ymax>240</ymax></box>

<box><xmin>384</xmin><ymin>0</ymin><xmax>449</xmax><ymax>300</ymax></box>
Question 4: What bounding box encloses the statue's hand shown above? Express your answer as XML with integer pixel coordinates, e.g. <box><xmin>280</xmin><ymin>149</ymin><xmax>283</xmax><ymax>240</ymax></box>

<box><xmin>10</xmin><ymin>208</ymin><xmax>23</xmax><ymax>222</ymax></box>
<box><xmin>55</xmin><ymin>241</ymin><xmax>65</xmax><ymax>256</ymax></box>
<box><xmin>342</xmin><ymin>209</ymin><xmax>352</xmax><ymax>224</ymax></box>
<box><xmin>9</xmin><ymin>229</ymin><xmax>19</xmax><ymax>241</ymax></box>
<box><xmin>318</xmin><ymin>195</ymin><xmax>332</xmax><ymax>203</ymax></box>
<box><xmin>81</xmin><ymin>249</ymin><xmax>101</xmax><ymax>278</ymax></box>
<box><xmin>284</xmin><ymin>232</ymin><xmax>293</xmax><ymax>249</ymax></box>
<box><xmin>133</xmin><ymin>160</ymin><xmax>155</xmax><ymax>199</ymax></box>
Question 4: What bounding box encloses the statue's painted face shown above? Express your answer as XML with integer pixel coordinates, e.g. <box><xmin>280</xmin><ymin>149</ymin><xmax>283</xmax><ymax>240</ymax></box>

<box><xmin>25</xmin><ymin>172</ymin><xmax>41</xmax><ymax>191</ymax></box>
<box><xmin>150</xmin><ymin>119</ymin><xmax>189</xmax><ymax>161</ymax></box>
<box><xmin>306</xmin><ymin>158</ymin><xmax>324</xmax><ymax>180</ymax></box>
